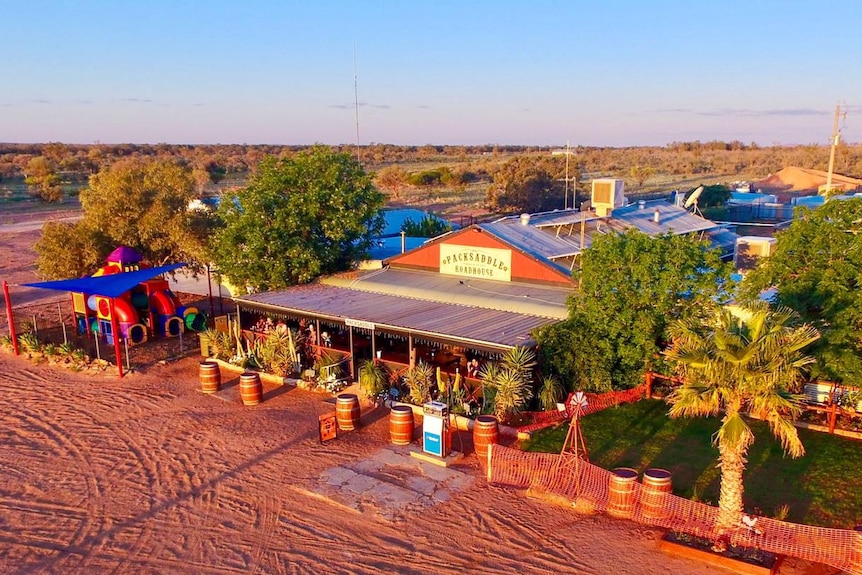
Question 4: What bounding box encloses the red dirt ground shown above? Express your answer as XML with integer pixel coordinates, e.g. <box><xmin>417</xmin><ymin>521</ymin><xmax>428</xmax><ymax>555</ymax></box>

<box><xmin>0</xmin><ymin>223</ymin><xmax>832</xmax><ymax>574</ymax></box>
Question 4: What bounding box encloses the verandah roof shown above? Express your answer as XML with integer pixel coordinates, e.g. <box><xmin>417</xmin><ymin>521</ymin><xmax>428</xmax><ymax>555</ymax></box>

<box><xmin>236</xmin><ymin>283</ymin><xmax>557</xmax><ymax>351</ymax></box>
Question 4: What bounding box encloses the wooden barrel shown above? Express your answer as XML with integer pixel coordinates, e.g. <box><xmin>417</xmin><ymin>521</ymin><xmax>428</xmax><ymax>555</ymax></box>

<box><xmin>389</xmin><ymin>405</ymin><xmax>415</xmax><ymax>445</ymax></box>
<box><xmin>239</xmin><ymin>372</ymin><xmax>263</xmax><ymax>406</ymax></box>
<box><xmin>336</xmin><ymin>394</ymin><xmax>360</xmax><ymax>431</ymax></box>
<box><xmin>473</xmin><ymin>415</ymin><xmax>499</xmax><ymax>463</ymax></box>
<box><xmin>199</xmin><ymin>361</ymin><xmax>221</xmax><ymax>394</ymax></box>
<box><xmin>607</xmin><ymin>467</ymin><xmax>638</xmax><ymax>518</ymax></box>
<box><xmin>641</xmin><ymin>468</ymin><xmax>673</xmax><ymax>521</ymax></box>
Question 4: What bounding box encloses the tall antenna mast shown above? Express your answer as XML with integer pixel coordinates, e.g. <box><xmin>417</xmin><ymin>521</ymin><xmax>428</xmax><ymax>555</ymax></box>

<box><xmin>825</xmin><ymin>103</ymin><xmax>846</xmax><ymax>193</ymax></box>
<box><xmin>353</xmin><ymin>43</ymin><xmax>361</xmax><ymax>162</ymax></box>
<box><xmin>551</xmin><ymin>141</ymin><xmax>577</xmax><ymax>210</ymax></box>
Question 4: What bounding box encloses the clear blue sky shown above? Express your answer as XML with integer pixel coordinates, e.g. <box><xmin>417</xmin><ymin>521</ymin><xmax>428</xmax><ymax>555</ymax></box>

<box><xmin>2</xmin><ymin>0</ymin><xmax>860</xmax><ymax>147</ymax></box>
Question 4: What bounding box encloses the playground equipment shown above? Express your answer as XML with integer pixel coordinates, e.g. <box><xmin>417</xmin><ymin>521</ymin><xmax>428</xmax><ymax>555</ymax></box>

<box><xmin>70</xmin><ymin>247</ymin><xmax>206</xmax><ymax>345</ymax></box>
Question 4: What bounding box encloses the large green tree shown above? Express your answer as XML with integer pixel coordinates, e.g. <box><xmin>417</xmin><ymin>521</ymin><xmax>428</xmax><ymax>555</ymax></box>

<box><xmin>740</xmin><ymin>198</ymin><xmax>862</xmax><ymax>385</ymax></box>
<box><xmin>211</xmin><ymin>146</ymin><xmax>385</xmax><ymax>292</ymax></box>
<box><xmin>664</xmin><ymin>302</ymin><xmax>818</xmax><ymax>544</ymax></box>
<box><xmin>536</xmin><ymin>229</ymin><xmax>732</xmax><ymax>391</ymax></box>
<box><xmin>34</xmin><ymin>158</ymin><xmax>212</xmax><ymax>279</ymax></box>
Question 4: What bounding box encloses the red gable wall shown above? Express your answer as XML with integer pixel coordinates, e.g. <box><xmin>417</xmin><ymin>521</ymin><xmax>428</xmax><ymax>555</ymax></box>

<box><xmin>387</xmin><ymin>227</ymin><xmax>572</xmax><ymax>286</ymax></box>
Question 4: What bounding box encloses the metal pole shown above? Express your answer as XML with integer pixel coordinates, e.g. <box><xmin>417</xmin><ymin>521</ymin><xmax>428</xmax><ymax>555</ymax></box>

<box><xmin>108</xmin><ymin>298</ymin><xmax>124</xmax><ymax>378</ymax></box>
<box><xmin>124</xmin><ymin>337</ymin><xmax>130</xmax><ymax>371</ymax></box>
<box><xmin>3</xmin><ymin>281</ymin><xmax>19</xmax><ymax>355</ymax></box>
<box><xmin>408</xmin><ymin>333</ymin><xmax>415</xmax><ymax>368</ymax></box>
<box><xmin>32</xmin><ymin>314</ymin><xmax>38</xmax><ymax>337</ymax></box>
<box><xmin>565</xmin><ymin>140</ymin><xmax>570</xmax><ymax>210</ymax></box>
<box><xmin>58</xmin><ymin>302</ymin><xmax>68</xmax><ymax>345</ymax></box>
<box><xmin>206</xmin><ymin>264</ymin><xmax>214</xmax><ymax>321</ymax></box>
<box><xmin>179</xmin><ymin>326</ymin><xmax>184</xmax><ymax>356</ymax></box>
<box><xmin>348</xmin><ymin>326</ymin><xmax>355</xmax><ymax>380</ymax></box>
<box><xmin>94</xmin><ymin>329</ymin><xmax>101</xmax><ymax>361</ymax></box>
<box><xmin>826</xmin><ymin>104</ymin><xmax>841</xmax><ymax>193</ymax></box>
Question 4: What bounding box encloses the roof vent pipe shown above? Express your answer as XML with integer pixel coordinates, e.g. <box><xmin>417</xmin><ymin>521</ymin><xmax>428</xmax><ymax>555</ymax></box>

<box><xmin>638</xmin><ymin>200</ymin><xmax>646</xmax><ymax>210</ymax></box>
<box><xmin>520</xmin><ymin>213</ymin><xmax>531</xmax><ymax>226</ymax></box>
<box><xmin>653</xmin><ymin>208</ymin><xmax>661</xmax><ymax>224</ymax></box>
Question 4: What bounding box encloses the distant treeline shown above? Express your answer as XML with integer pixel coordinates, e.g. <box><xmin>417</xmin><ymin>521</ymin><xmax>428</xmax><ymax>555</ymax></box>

<box><xmin>2</xmin><ymin>140</ymin><xmax>861</xmax><ymax>199</ymax></box>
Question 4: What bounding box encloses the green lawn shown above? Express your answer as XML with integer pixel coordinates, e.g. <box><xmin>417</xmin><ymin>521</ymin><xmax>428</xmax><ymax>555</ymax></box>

<box><xmin>522</xmin><ymin>399</ymin><xmax>862</xmax><ymax>528</ymax></box>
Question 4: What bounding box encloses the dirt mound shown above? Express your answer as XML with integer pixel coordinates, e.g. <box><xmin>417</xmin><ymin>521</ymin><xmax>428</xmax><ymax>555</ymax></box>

<box><xmin>756</xmin><ymin>166</ymin><xmax>862</xmax><ymax>195</ymax></box>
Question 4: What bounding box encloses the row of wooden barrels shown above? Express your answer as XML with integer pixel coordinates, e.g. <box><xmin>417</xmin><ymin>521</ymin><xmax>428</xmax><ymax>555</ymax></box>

<box><xmin>199</xmin><ymin>361</ymin><xmax>364</xmax><ymax>430</ymax></box>
<box><xmin>607</xmin><ymin>467</ymin><xmax>673</xmax><ymax>521</ymax></box>
<box><xmin>199</xmin><ymin>361</ymin><xmax>262</xmax><ymax>405</ymax></box>
<box><xmin>200</xmin><ymin>361</ymin><xmax>501</xmax><ymax>454</ymax></box>
<box><xmin>388</xmin><ymin>405</ymin><xmax>500</xmax><ymax>457</ymax></box>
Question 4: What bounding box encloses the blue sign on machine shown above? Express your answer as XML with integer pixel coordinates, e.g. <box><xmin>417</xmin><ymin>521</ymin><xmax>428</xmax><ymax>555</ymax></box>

<box><xmin>422</xmin><ymin>401</ymin><xmax>449</xmax><ymax>458</ymax></box>
<box><xmin>423</xmin><ymin>429</ymin><xmax>442</xmax><ymax>456</ymax></box>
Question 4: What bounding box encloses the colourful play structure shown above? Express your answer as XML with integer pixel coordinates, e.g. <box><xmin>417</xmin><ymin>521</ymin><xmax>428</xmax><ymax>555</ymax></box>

<box><xmin>69</xmin><ymin>246</ymin><xmax>206</xmax><ymax>345</ymax></box>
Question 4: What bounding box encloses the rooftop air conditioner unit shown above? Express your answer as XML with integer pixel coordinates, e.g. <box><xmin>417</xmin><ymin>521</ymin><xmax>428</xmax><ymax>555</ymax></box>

<box><xmin>591</xmin><ymin>179</ymin><xmax>625</xmax><ymax>217</ymax></box>
<box><xmin>734</xmin><ymin>236</ymin><xmax>776</xmax><ymax>271</ymax></box>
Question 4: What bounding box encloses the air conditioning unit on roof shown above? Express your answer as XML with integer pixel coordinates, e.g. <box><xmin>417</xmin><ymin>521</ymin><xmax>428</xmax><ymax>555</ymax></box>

<box><xmin>591</xmin><ymin>179</ymin><xmax>625</xmax><ymax>217</ymax></box>
<box><xmin>734</xmin><ymin>236</ymin><xmax>776</xmax><ymax>271</ymax></box>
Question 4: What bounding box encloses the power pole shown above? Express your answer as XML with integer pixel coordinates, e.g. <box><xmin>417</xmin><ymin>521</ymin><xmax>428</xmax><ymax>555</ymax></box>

<box><xmin>551</xmin><ymin>141</ymin><xmax>577</xmax><ymax>210</ymax></box>
<box><xmin>825</xmin><ymin>103</ymin><xmax>844</xmax><ymax>193</ymax></box>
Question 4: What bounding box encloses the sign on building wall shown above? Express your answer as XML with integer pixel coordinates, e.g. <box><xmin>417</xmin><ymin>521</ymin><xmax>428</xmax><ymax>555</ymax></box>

<box><xmin>345</xmin><ymin>318</ymin><xmax>375</xmax><ymax>331</ymax></box>
<box><xmin>439</xmin><ymin>244</ymin><xmax>512</xmax><ymax>282</ymax></box>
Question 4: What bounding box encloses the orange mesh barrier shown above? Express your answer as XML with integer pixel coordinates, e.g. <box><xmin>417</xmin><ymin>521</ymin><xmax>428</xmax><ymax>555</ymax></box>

<box><xmin>516</xmin><ymin>410</ymin><xmax>567</xmax><ymax>434</ymax></box>
<box><xmin>485</xmin><ymin>444</ymin><xmax>861</xmax><ymax>574</ymax></box>
<box><xmin>576</xmin><ymin>385</ymin><xmax>647</xmax><ymax>417</ymax></box>
<box><xmin>517</xmin><ymin>385</ymin><xmax>649</xmax><ymax>434</ymax></box>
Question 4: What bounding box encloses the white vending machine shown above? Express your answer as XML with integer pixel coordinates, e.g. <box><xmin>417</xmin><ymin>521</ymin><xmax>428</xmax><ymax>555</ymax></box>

<box><xmin>422</xmin><ymin>401</ymin><xmax>449</xmax><ymax>458</ymax></box>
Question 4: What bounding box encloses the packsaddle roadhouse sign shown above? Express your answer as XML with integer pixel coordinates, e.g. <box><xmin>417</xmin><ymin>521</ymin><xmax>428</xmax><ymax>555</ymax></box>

<box><xmin>439</xmin><ymin>244</ymin><xmax>512</xmax><ymax>282</ymax></box>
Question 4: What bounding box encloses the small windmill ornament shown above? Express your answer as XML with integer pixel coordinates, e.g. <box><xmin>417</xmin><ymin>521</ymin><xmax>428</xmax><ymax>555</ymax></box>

<box><xmin>561</xmin><ymin>391</ymin><xmax>590</xmax><ymax>462</ymax></box>
<box><xmin>554</xmin><ymin>391</ymin><xmax>590</xmax><ymax>494</ymax></box>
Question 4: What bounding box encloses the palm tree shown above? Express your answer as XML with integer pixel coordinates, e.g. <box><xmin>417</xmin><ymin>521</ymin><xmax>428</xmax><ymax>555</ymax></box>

<box><xmin>664</xmin><ymin>302</ymin><xmax>819</xmax><ymax>544</ymax></box>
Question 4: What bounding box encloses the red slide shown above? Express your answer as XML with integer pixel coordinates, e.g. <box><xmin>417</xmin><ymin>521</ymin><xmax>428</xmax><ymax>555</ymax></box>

<box><xmin>112</xmin><ymin>298</ymin><xmax>139</xmax><ymax>323</ymax></box>
<box><xmin>150</xmin><ymin>291</ymin><xmax>177</xmax><ymax>316</ymax></box>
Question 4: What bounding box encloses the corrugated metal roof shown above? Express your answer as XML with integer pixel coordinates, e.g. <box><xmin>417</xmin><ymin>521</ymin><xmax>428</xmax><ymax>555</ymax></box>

<box><xmin>611</xmin><ymin>201</ymin><xmax>718</xmax><ymax>235</ymax></box>
<box><xmin>478</xmin><ymin>200</ymin><xmax>733</xmax><ymax>260</ymax></box>
<box><xmin>480</xmin><ymin>220</ymin><xmax>582</xmax><ymax>262</ymax></box>
<box><xmin>324</xmin><ymin>268</ymin><xmax>570</xmax><ymax>319</ymax></box>
<box><xmin>236</xmin><ymin>283</ymin><xmax>553</xmax><ymax>349</ymax></box>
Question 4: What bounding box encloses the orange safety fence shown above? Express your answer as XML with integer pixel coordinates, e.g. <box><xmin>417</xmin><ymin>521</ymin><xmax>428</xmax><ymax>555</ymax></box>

<box><xmin>484</xmin><ymin>444</ymin><xmax>861</xmax><ymax>574</ymax></box>
<box><xmin>516</xmin><ymin>384</ymin><xmax>649</xmax><ymax>434</ymax></box>
<box><xmin>516</xmin><ymin>409</ymin><xmax>566</xmax><ymax>434</ymax></box>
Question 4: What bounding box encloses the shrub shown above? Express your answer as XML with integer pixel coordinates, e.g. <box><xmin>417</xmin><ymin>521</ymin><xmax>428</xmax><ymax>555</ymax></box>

<box><xmin>358</xmin><ymin>359</ymin><xmax>388</xmax><ymax>400</ymax></box>
<box><xmin>405</xmin><ymin>361</ymin><xmax>434</xmax><ymax>405</ymax></box>
<box><xmin>538</xmin><ymin>375</ymin><xmax>564</xmax><ymax>411</ymax></box>
<box><xmin>18</xmin><ymin>333</ymin><xmax>41</xmax><ymax>353</ymax></box>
